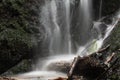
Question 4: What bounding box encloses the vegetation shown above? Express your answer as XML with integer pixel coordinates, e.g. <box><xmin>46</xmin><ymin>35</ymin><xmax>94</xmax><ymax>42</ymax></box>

<box><xmin>0</xmin><ymin>0</ymin><xmax>119</xmax><ymax>79</ymax></box>
<box><xmin>109</xmin><ymin>23</ymin><xmax>120</xmax><ymax>51</ymax></box>
<box><xmin>0</xmin><ymin>0</ymin><xmax>43</xmax><ymax>74</ymax></box>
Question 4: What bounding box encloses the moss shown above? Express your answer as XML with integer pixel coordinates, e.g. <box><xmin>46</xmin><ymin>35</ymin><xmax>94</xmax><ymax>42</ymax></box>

<box><xmin>0</xmin><ymin>0</ymin><xmax>42</xmax><ymax>74</ymax></box>
<box><xmin>105</xmin><ymin>23</ymin><xmax>120</xmax><ymax>80</ymax></box>
<box><xmin>109</xmin><ymin>23</ymin><xmax>120</xmax><ymax>51</ymax></box>
<box><xmin>2</xmin><ymin>60</ymin><xmax>32</xmax><ymax>75</ymax></box>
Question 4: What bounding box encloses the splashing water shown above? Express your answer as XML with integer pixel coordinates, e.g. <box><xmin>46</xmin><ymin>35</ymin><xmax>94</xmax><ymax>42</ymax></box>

<box><xmin>41</xmin><ymin>0</ymin><xmax>73</xmax><ymax>55</ymax></box>
<box><xmin>77</xmin><ymin>13</ymin><xmax>120</xmax><ymax>56</ymax></box>
<box><xmin>39</xmin><ymin>0</ymin><xmax>120</xmax><ymax>71</ymax></box>
<box><xmin>17</xmin><ymin>0</ymin><xmax>120</xmax><ymax>79</ymax></box>
<box><xmin>16</xmin><ymin>71</ymin><xmax>67</xmax><ymax>80</ymax></box>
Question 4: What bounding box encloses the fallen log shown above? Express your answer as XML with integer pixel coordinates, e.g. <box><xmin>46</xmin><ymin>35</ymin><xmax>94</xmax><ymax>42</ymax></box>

<box><xmin>67</xmin><ymin>56</ymin><xmax>106</xmax><ymax>80</ymax></box>
<box><xmin>68</xmin><ymin>56</ymin><xmax>80</xmax><ymax>80</ymax></box>
<box><xmin>104</xmin><ymin>52</ymin><xmax>116</xmax><ymax>66</ymax></box>
<box><xmin>67</xmin><ymin>45</ymin><xmax>117</xmax><ymax>80</ymax></box>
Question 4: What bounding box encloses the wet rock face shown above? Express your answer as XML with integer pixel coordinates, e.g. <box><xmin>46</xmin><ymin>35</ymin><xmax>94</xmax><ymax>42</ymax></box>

<box><xmin>72</xmin><ymin>57</ymin><xmax>106</xmax><ymax>80</ymax></box>
<box><xmin>93</xmin><ymin>0</ymin><xmax>120</xmax><ymax>19</ymax></box>
<box><xmin>46</xmin><ymin>61</ymin><xmax>71</xmax><ymax>73</ymax></box>
<box><xmin>0</xmin><ymin>0</ymin><xmax>45</xmax><ymax>74</ymax></box>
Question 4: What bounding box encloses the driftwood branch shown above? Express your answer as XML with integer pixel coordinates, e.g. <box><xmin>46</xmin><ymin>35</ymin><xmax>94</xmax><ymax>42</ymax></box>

<box><xmin>96</xmin><ymin>45</ymin><xmax>110</xmax><ymax>53</ymax></box>
<box><xmin>104</xmin><ymin>52</ymin><xmax>116</xmax><ymax>65</ymax></box>
<box><xmin>67</xmin><ymin>56</ymin><xmax>80</xmax><ymax>80</ymax></box>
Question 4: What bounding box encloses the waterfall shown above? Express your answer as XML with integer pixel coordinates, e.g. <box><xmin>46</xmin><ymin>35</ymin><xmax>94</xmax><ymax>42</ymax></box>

<box><xmin>40</xmin><ymin>0</ymin><xmax>93</xmax><ymax>55</ymax></box>
<box><xmin>40</xmin><ymin>0</ymin><xmax>120</xmax><ymax>67</ymax></box>
<box><xmin>78</xmin><ymin>0</ymin><xmax>93</xmax><ymax>45</ymax></box>
<box><xmin>65</xmin><ymin>0</ymin><xmax>72</xmax><ymax>54</ymax></box>
<box><xmin>41</xmin><ymin>0</ymin><xmax>72</xmax><ymax>55</ymax></box>
<box><xmin>76</xmin><ymin>0</ymin><xmax>119</xmax><ymax>56</ymax></box>
<box><xmin>18</xmin><ymin>0</ymin><xmax>120</xmax><ymax>79</ymax></box>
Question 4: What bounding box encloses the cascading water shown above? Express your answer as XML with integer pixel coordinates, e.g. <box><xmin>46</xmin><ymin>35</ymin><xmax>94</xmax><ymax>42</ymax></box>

<box><xmin>78</xmin><ymin>0</ymin><xmax>93</xmax><ymax>44</ymax></box>
<box><xmin>17</xmin><ymin>0</ymin><xmax>120</xmax><ymax>79</ymax></box>
<box><xmin>77</xmin><ymin>16</ymin><xmax>120</xmax><ymax>56</ymax></box>
<box><xmin>40</xmin><ymin>0</ymin><xmax>72</xmax><ymax>55</ymax></box>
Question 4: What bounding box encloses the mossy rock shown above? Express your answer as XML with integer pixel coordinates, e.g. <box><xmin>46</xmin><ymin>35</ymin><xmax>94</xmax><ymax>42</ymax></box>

<box><xmin>0</xmin><ymin>0</ymin><xmax>44</xmax><ymax>74</ymax></box>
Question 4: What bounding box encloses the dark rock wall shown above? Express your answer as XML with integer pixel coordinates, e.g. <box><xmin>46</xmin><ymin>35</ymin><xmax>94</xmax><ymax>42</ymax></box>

<box><xmin>93</xmin><ymin>0</ymin><xmax>120</xmax><ymax>19</ymax></box>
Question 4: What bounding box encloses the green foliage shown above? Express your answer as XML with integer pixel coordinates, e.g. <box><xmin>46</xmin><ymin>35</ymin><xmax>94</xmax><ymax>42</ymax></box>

<box><xmin>106</xmin><ymin>23</ymin><xmax>120</xmax><ymax>80</ymax></box>
<box><xmin>0</xmin><ymin>0</ymin><xmax>41</xmax><ymax>50</ymax></box>
<box><xmin>0</xmin><ymin>0</ymin><xmax>32</xmax><ymax>46</ymax></box>
<box><xmin>109</xmin><ymin>74</ymin><xmax>120</xmax><ymax>80</ymax></box>
<box><xmin>12</xmin><ymin>60</ymin><xmax>31</xmax><ymax>73</ymax></box>
<box><xmin>0</xmin><ymin>0</ymin><xmax>34</xmax><ymax>61</ymax></box>
<box><xmin>3</xmin><ymin>60</ymin><xmax>32</xmax><ymax>75</ymax></box>
<box><xmin>0</xmin><ymin>0</ymin><xmax>41</xmax><ymax>74</ymax></box>
<box><xmin>110</xmin><ymin>23</ymin><xmax>120</xmax><ymax>51</ymax></box>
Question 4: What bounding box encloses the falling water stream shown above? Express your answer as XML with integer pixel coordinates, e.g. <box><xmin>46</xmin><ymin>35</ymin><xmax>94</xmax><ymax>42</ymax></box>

<box><xmin>16</xmin><ymin>0</ymin><xmax>120</xmax><ymax>79</ymax></box>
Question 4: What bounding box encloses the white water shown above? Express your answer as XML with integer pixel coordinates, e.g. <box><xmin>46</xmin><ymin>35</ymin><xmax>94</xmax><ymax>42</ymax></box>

<box><xmin>17</xmin><ymin>71</ymin><xmax>67</xmax><ymax>80</ymax></box>
<box><xmin>41</xmin><ymin>0</ymin><xmax>73</xmax><ymax>55</ymax></box>
<box><xmin>41</xmin><ymin>54</ymin><xmax>75</xmax><ymax>70</ymax></box>
<box><xmin>17</xmin><ymin>0</ymin><xmax>120</xmax><ymax>79</ymax></box>
<box><xmin>77</xmin><ymin>16</ymin><xmax>119</xmax><ymax>56</ymax></box>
